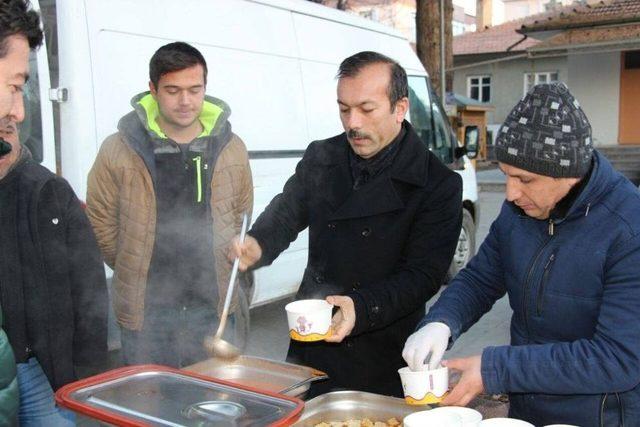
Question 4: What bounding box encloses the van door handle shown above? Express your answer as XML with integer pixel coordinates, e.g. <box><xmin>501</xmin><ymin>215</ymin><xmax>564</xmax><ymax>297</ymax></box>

<box><xmin>49</xmin><ymin>87</ymin><xmax>68</xmax><ymax>103</ymax></box>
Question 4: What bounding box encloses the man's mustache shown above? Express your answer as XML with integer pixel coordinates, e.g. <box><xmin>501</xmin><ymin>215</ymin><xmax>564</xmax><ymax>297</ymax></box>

<box><xmin>0</xmin><ymin>138</ymin><xmax>11</xmax><ymax>158</ymax></box>
<box><xmin>347</xmin><ymin>129</ymin><xmax>370</xmax><ymax>139</ymax></box>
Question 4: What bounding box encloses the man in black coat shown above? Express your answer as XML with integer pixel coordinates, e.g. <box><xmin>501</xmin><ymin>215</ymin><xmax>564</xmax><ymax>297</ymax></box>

<box><xmin>232</xmin><ymin>51</ymin><xmax>462</xmax><ymax>397</ymax></box>
<box><xmin>0</xmin><ymin>116</ymin><xmax>108</xmax><ymax>425</ymax></box>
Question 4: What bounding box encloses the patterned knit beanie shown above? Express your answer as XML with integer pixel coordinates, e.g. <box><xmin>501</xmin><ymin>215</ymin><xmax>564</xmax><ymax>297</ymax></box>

<box><xmin>495</xmin><ymin>82</ymin><xmax>593</xmax><ymax>178</ymax></box>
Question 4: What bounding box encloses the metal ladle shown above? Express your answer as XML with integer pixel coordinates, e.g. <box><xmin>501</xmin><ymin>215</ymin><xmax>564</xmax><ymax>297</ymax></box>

<box><xmin>204</xmin><ymin>213</ymin><xmax>248</xmax><ymax>359</ymax></box>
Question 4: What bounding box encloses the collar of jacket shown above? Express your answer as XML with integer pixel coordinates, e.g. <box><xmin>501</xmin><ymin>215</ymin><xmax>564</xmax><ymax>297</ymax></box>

<box><xmin>323</xmin><ymin>121</ymin><xmax>430</xmax><ymax>221</ymax></box>
<box><xmin>0</xmin><ymin>144</ymin><xmax>32</xmax><ymax>184</ymax></box>
<box><xmin>116</xmin><ymin>92</ymin><xmax>233</xmax><ymax>185</ymax></box>
<box><xmin>131</xmin><ymin>91</ymin><xmax>231</xmax><ymax>141</ymax></box>
<box><xmin>323</xmin><ymin>120</ymin><xmax>428</xmax><ymax>187</ymax></box>
<box><xmin>508</xmin><ymin>150</ymin><xmax>616</xmax><ymax>226</ymax></box>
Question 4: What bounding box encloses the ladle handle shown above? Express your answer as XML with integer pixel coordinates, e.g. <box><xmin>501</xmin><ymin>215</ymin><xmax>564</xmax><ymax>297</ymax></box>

<box><xmin>215</xmin><ymin>213</ymin><xmax>248</xmax><ymax>338</ymax></box>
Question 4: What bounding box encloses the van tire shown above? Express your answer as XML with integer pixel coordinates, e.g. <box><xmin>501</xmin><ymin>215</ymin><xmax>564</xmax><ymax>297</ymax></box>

<box><xmin>446</xmin><ymin>209</ymin><xmax>475</xmax><ymax>283</ymax></box>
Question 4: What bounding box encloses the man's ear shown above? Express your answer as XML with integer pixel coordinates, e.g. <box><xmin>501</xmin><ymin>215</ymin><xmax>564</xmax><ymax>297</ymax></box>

<box><xmin>149</xmin><ymin>81</ymin><xmax>157</xmax><ymax>98</ymax></box>
<box><xmin>394</xmin><ymin>97</ymin><xmax>409</xmax><ymax>123</ymax></box>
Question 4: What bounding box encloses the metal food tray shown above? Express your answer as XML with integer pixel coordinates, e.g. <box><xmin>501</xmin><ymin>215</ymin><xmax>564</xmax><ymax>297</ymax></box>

<box><xmin>292</xmin><ymin>390</ymin><xmax>430</xmax><ymax>426</ymax></box>
<box><xmin>184</xmin><ymin>355</ymin><xmax>328</xmax><ymax>397</ymax></box>
<box><xmin>55</xmin><ymin>365</ymin><xmax>304</xmax><ymax>427</ymax></box>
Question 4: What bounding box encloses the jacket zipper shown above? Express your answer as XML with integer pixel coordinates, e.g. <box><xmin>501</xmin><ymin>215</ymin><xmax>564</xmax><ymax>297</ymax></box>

<box><xmin>522</xmin><ymin>219</ymin><xmax>555</xmax><ymax>337</ymax></box>
<box><xmin>192</xmin><ymin>155</ymin><xmax>203</xmax><ymax>203</ymax></box>
<box><xmin>536</xmin><ymin>253</ymin><xmax>555</xmax><ymax>316</ymax></box>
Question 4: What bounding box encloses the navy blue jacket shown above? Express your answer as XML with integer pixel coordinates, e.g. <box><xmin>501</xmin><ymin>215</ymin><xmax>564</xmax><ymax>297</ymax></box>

<box><xmin>421</xmin><ymin>151</ymin><xmax>640</xmax><ymax>426</ymax></box>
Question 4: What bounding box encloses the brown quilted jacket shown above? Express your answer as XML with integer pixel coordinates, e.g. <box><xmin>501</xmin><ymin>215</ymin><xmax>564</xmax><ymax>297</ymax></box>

<box><xmin>86</xmin><ymin>93</ymin><xmax>253</xmax><ymax>331</ymax></box>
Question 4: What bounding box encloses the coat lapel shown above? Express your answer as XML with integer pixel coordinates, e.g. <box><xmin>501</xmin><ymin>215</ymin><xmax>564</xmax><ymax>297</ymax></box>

<box><xmin>329</xmin><ymin>174</ymin><xmax>404</xmax><ymax>220</ymax></box>
<box><xmin>325</xmin><ymin>159</ymin><xmax>353</xmax><ymax>213</ymax></box>
<box><xmin>327</xmin><ymin>122</ymin><xmax>428</xmax><ymax>221</ymax></box>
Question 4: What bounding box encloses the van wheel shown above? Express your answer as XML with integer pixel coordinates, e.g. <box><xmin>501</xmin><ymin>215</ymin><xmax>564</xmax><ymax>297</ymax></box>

<box><xmin>446</xmin><ymin>209</ymin><xmax>475</xmax><ymax>283</ymax></box>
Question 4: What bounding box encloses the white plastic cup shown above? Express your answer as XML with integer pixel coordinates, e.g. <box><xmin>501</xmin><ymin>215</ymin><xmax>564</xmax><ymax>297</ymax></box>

<box><xmin>479</xmin><ymin>418</ymin><xmax>535</xmax><ymax>427</ymax></box>
<box><xmin>398</xmin><ymin>365</ymin><xmax>449</xmax><ymax>405</ymax></box>
<box><xmin>404</xmin><ymin>411</ymin><xmax>463</xmax><ymax>427</ymax></box>
<box><xmin>429</xmin><ymin>407</ymin><xmax>483</xmax><ymax>427</ymax></box>
<box><xmin>285</xmin><ymin>299</ymin><xmax>332</xmax><ymax>342</ymax></box>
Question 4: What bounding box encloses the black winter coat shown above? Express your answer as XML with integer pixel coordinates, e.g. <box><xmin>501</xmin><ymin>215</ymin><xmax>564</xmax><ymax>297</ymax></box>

<box><xmin>3</xmin><ymin>160</ymin><xmax>107</xmax><ymax>390</ymax></box>
<box><xmin>250</xmin><ymin>123</ymin><xmax>462</xmax><ymax>397</ymax></box>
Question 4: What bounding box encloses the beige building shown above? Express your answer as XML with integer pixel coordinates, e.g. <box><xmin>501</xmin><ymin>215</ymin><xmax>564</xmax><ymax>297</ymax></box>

<box><xmin>453</xmin><ymin>0</ymin><xmax>640</xmax><ymax>147</ymax></box>
<box><xmin>320</xmin><ymin>0</ymin><xmax>477</xmax><ymax>42</ymax></box>
<box><xmin>476</xmin><ymin>0</ymin><xmax>590</xmax><ymax>29</ymax></box>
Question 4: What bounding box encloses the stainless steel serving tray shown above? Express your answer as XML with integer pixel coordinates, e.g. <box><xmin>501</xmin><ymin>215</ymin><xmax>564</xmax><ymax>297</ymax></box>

<box><xmin>55</xmin><ymin>365</ymin><xmax>303</xmax><ymax>427</ymax></box>
<box><xmin>184</xmin><ymin>355</ymin><xmax>328</xmax><ymax>397</ymax></box>
<box><xmin>292</xmin><ymin>390</ymin><xmax>430</xmax><ymax>426</ymax></box>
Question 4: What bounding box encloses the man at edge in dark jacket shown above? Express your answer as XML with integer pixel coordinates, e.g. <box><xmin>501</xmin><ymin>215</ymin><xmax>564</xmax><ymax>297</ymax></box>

<box><xmin>1</xmin><ymin>2</ymin><xmax>107</xmax><ymax>426</ymax></box>
<box><xmin>404</xmin><ymin>82</ymin><xmax>640</xmax><ymax>426</ymax></box>
<box><xmin>0</xmin><ymin>120</ymin><xmax>108</xmax><ymax>426</ymax></box>
<box><xmin>231</xmin><ymin>51</ymin><xmax>463</xmax><ymax>397</ymax></box>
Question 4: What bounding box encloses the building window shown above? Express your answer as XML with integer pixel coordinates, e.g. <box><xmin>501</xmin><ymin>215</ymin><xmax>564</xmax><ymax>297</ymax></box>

<box><xmin>624</xmin><ymin>51</ymin><xmax>640</xmax><ymax>69</ymax></box>
<box><xmin>453</xmin><ymin>21</ymin><xmax>466</xmax><ymax>36</ymax></box>
<box><xmin>467</xmin><ymin>75</ymin><xmax>491</xmax><ymax>103</ymax></box>
<box><xmin>524</xmin><ymin>71</ymin><xmax>559</xmax><ymax>94</ymax></box>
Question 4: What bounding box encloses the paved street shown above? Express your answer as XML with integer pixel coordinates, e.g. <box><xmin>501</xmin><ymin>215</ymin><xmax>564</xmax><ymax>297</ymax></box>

<box><xmin>245</xmin><ymin>190</ymin><xmax>512</xmax><ymax>361</ymax></box>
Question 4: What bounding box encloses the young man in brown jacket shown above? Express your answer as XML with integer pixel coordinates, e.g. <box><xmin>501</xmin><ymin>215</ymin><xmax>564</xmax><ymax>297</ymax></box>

<box><xmin>86</xmin><ymin>42</ymin><xmax>253</xmax><ymax>367</ymax></box>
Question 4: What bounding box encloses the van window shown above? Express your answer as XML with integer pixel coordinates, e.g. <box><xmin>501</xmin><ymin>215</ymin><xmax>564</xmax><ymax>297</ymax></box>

<box><xmin>18</xmin><ymin>51</ymin><xmax>44</xmax><ymax>163</ymax></box>
<box><xmin>408</xmin><ymin>76</ymin><xmax>435</xmax><ymax>150</ymax></box>
<box><xmin>430</xmin><ymin>97</ymin><xmax>454</xmax><ymax>164</ymax></box>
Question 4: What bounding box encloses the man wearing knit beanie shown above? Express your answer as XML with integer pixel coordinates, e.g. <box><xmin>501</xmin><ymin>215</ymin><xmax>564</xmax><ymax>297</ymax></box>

<box><xmin>496</xmin><ymin>82</ymin><xmax>593</xmax><ymax>179</ymax></box>
<box><xmin>493</xmin><ymin>82</ymin><xmax>594</xmax><ymax>220</ymax></box>
<box><xmin>403</xmin><ymin>83</ymin><xmax>640</xmax><ymax>426</ymax></box>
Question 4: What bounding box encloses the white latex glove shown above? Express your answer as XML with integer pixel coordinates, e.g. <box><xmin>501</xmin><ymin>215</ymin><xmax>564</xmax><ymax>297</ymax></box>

<box><xmin>402</xmin><ymin>321</ymin><xmax>451</xmax><ymax>371</ymax></box>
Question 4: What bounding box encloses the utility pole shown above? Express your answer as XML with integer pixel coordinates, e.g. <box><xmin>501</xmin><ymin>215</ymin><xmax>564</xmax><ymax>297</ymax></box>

<box><xmin>416</xmin><ymin>0</ymin><xmax>453</xmax><ymax>101</ymax></box>
<box><xmin>440</xmin><ymin>0</ymin><xmax>446</xmax><ymax>103</ymax></box>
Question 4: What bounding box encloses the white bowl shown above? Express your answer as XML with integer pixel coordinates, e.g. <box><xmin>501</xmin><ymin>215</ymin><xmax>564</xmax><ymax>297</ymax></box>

<box><xmin>479</xmin><ymin>418</ymin><xmax>535</xmax><ymax>427</ymax></box>
<box><xmin>430</xmin><ymin>407</ymin><xmax>483</xmax><ymax>427</ymax></box>
<box><xmin>404</xmin><ymin>410</ymin><xmax>463</xmax><ymax>427</ymax></box>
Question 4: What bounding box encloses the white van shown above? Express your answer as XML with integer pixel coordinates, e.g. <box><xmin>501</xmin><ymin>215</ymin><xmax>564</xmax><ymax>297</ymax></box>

<box><xmin>24</xmin><ymin>0</ymin><xmax>479</xmax><ymax>314</ymax></box>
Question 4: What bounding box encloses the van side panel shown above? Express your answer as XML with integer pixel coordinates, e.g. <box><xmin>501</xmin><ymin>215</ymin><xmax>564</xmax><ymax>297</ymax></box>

<box><xmin>57</xmin><ymin>0</ymin><xmax>97</xmax><ymax>199</ymax></box>
<box><xmin>55</xmin><ymin>0</ymin><xmax>468</xmax><ymax>307</ymax></box>
<box><xmin>79</xmin><ymin>0</ymin><xmax>314</xmax><ymax>306</ymax></box>
<box><xmin>293</xmin><ymin>12</ymin><xmax>425</xmax><ymax>73</ymax></box>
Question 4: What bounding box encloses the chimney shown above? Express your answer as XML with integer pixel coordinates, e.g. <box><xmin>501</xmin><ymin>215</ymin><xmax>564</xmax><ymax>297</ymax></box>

<box><xmin>476</xmin><ymin>0</ymin><xmax>493</xmax><ymax>29</ymax></box>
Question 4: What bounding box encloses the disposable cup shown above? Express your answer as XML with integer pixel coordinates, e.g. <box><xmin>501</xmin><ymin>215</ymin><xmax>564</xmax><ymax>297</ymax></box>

<box><xmin>285</xmin><ymin>299</ymin><xmax>332</xmax><ymax>342</ymax></box>
<box><xmin>398</xmin><ymin>365</ymin><xmax>449</xmax><ymax>405</ymax></box>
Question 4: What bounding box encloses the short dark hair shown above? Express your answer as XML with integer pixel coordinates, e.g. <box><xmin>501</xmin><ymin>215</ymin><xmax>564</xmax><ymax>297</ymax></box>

<box><xmin>0</xmin><ymin>0</ymin><xmax>43</xmax><ymax>58</ymax></box>
<box><xmin>149</xmin><ymin>42</ymin><xmax>208</xmax><ymax>88</ymax></box>
<box><xmin>337</xmin><ymin>51</ymin><xmax>408</xmax><ymax>109</ymax></box>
